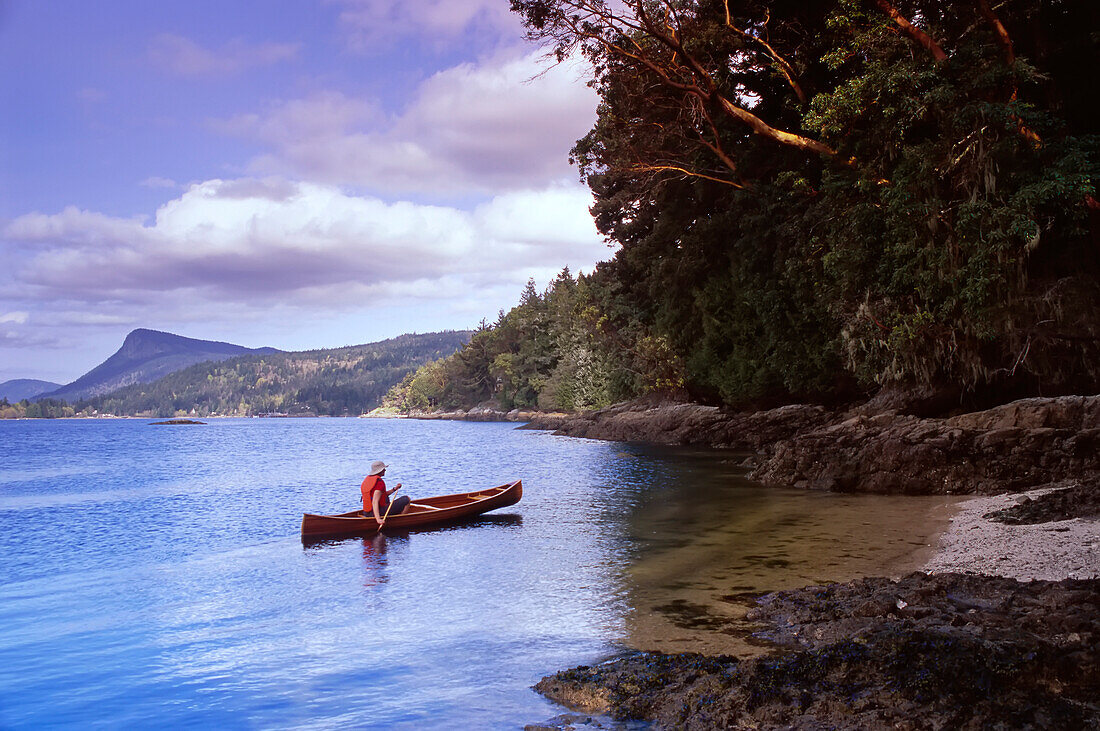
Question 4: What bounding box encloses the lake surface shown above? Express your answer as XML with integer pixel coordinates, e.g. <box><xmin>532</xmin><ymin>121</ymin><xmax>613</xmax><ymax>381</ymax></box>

<box><xmin>0</xmin><ymin>418</ymin><xmax>954</xmax><ymax>728</ymax></box>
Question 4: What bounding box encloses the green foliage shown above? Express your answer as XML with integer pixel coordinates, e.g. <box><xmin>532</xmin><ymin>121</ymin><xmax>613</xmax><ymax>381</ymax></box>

<box><xmin>516</xmin><ymin>0</ymin><xmax>1100</xmax><ymax>405</ymax></box>
<box><xmin>385</xmin><ymin>270</ymin><xmax>684</xmax><ymax>413</ymax></box>
<box><xmin>0</xmin><ymin>398</ymin><xmax>76</xmax><ymax>419</ymax></box>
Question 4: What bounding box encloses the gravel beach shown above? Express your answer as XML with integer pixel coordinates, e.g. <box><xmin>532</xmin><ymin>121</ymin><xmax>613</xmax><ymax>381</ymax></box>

<box><xmin>924</xmin><ymin>483</ymin><xmax>1100</xmax><ymax>581</ymax></box>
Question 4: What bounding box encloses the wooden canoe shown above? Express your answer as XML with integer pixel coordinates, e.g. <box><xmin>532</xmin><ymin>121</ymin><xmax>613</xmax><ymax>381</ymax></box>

<box><xmin>300</xmin><ymin>480</ymin><xmax>522</xmax><ymax>540</ymax></box>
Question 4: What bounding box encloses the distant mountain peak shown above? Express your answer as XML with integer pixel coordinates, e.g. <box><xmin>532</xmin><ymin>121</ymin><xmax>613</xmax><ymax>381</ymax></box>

<box><xmin>117</xmin><ymin>328</ymin><xmax>269</xmax><ymax>359</ymax></box>
<box><xmin>40</xmin><ymin>329</ymin><xmax>280</xmax><ymax>403</ymax></box>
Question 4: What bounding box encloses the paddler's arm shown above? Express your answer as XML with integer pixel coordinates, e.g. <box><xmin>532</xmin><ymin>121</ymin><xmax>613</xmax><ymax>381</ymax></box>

<box><xmin>372</xmin><ymin>489</ymin><xmax>384</xmax><ymax>526</ymax></box>
<box><xmin>387</xmin><ymin>483</ymin><xmax>402</xmax><ymax>496</ymax></box>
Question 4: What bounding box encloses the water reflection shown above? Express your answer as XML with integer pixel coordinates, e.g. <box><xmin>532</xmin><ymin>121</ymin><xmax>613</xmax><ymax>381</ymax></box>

<box><xmin>361</xmin><ymin>533</ymin><xmax>391</xmax><ymax>588</ymax></box>
<box><xmin>378</xmin><ymin>513</ymin><xmax>524</xmax><ymax>537</ymax></box>
<box><xmin>436</xmin><ymin>513</ymin><xmax>523</xmax><ymax>532</ymax></box>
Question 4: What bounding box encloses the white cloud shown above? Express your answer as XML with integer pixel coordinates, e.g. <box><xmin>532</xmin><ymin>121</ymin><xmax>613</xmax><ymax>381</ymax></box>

<box><xmin>0</xmin><ymin>311</ymin><xmax>29</xmax><ymax>324</ymax></box>
<box><xmin>326</xmin><ymin>0</ymin><xmax>523</xmax><ymax>52</ymax></box>
<box><xmin>51</xmin><ymin>312</ymin><xmax>138</xmax><ymax>327</ymax></box>
<box><xmin>0</xmin><ymin>330</ymin><xmax>61</xmax><ymax>349</ymax></box>
<box><xmin>2</xmin><ymin>178</ymin><xmax>606</xmax><ymax>308</ymax></box>
<box><xmin>149</xmin><ymin>34</ymin><xmax>301</xmax><ymax>77</ymax></box>
<box><xmin>216</xmin><ymin>50</ymin><xmax>597</xmax><ymax>195</ymax></box>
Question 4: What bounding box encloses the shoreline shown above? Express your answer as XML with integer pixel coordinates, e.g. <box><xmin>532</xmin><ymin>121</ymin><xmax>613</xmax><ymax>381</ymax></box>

<box><xmin>529</xmin><ymin>486</ymin><xmax>1098</xmax><ymax>728</ymax></box>
<box><xmin>923</xmin><ymin>483</ymin><xmax>1100</xmax><ymax>581</ymax></box>
<box><xmin>518</xmin><ymin>396</ymin><xmax>1099</xmax><ymax>729</ymax></box>
<box><xmin>521</xmin><ymin>394</ymin><xmax>1100</xmax><ymax>496</ymax></box>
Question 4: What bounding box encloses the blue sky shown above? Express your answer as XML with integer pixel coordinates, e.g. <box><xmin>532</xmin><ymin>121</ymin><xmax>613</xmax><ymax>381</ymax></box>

<box><xmin>0</xmin><ymin>0</ymin><xmax>604</xmax><ymax>383</ymax></box>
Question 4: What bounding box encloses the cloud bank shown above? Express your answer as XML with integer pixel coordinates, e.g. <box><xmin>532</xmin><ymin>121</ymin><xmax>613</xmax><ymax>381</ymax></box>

<box><xmin>4</xmin><ymin>178</ymin><xmax>605</xmax><ymax>307</ymax></box>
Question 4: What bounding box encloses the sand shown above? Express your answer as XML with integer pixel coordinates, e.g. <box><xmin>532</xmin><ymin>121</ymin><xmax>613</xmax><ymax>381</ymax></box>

<box><xmin>923</xmin><ymin>485</ymin><xmax>1100</xmax><ymax>581</ymax></box>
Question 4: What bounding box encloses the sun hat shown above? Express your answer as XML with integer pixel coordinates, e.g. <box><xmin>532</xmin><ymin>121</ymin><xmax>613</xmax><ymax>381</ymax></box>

<box><xmin>369</xmin><ymin>460</ymin><xmax>388</xmax><ymax>476</ymax></box>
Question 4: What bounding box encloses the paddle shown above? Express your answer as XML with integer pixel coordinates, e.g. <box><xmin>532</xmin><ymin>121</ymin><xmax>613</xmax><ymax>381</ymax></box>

<box><xmin>377</xmin><ymin>484</ymin><xmax>402</xmax><ymax>531</ymax></box>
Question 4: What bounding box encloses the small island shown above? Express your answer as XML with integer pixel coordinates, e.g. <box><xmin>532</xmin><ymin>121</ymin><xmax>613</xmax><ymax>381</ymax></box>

<box><xmin>149</xmin><ymin>419</ymin><xmax>206</xmax><ymax>425</ymax></box>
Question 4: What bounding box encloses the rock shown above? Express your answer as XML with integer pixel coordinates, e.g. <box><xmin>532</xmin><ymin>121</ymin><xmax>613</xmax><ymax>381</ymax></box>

<box><xmin>535</xmin><ymin>574</ymin><xmax>1100</xmax><ymax>729</ymax></box>
<box><xmin>983</xmin><ymin>481</ymin><xmax>1100</xmax><ymax>524</ymax></box>
<box><xmin>945</xmin><ymin>395</ymin><xmax>1100</xmax><ymax>431</ymax></box>
<box><xmin>480</xmin><ymin>394</ymin><xmax>1100</xmax><ymax>495</ymax></box>
<box><xmin>523</xmin><ymin>713</ymin><xmax>611</xmax><ymax>730</ymax></box>
<box><xmin>522</xmin><ymin>399</ymin><xmax>833</xmax><ymax>451</ymax></box>
<box><xmin>750</xmin><ymin>397</ymin><xmax>1100</xmax><ymax>495</ymax></box>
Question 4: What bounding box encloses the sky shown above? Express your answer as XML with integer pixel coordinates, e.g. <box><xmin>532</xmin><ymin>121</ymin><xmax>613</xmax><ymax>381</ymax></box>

<box><xmin>0</xmin><ymin>0</ymin><xmax>607</xmax><ymax>384</ymax></box>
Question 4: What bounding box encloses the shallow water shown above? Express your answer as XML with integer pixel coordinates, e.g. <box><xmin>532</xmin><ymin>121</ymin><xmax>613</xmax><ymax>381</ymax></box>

<box><xmin>614</xmin><ymin>447</ymin><xmax>958</xmax><ymax>654</ymax></box>
<box><xmin>0</xmin><ymin>419</ymin><xmax>954</xmax><ymax>728</ymax></box>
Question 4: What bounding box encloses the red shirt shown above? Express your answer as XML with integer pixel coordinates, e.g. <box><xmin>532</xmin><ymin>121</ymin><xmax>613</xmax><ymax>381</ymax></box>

<box><xmin>361</xmin><ymin>474</ymin><xmax>388</xmax><ymax>514</ymax></box>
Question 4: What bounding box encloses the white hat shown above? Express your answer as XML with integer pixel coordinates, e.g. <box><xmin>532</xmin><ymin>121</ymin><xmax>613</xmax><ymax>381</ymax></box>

<box><xmin>369</xmin><ymin>460</ymin><xmax>388</xmax><ymax>475</ymax></box>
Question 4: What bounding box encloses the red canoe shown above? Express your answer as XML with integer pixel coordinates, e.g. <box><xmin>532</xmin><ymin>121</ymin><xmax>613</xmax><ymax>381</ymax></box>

<box><xmin>301</xmin><ymin>480</ymin><xmax>522</xmax><ymax>540</ymax></box>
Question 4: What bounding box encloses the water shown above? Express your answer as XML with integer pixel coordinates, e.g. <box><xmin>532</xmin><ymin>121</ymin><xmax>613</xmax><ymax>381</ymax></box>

<box><xmin>0</xmin><ymin>419</ymin><xmax>954</xmax><ymax>728</ymax></box>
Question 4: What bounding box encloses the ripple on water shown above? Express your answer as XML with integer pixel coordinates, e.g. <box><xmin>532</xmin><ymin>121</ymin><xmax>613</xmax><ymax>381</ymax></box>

<box><xmin>0</xmin><ymin>419</ymin><xmax>960</xmax><ymax>726</ymax></box>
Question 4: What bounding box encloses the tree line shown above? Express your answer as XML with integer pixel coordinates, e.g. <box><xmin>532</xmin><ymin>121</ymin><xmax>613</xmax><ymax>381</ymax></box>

<box><xmin>0</xmin><ymin>398</ymin><xmax>75</xmax><ymax>419</ymax></box>
<box><xmin>384</xmin><ymin>270</ymin><xmax>683</xmax><ymax>412</ymax></box>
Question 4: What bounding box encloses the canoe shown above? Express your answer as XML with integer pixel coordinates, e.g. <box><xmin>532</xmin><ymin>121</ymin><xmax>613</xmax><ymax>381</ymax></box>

<box><xmin>300</xmin><ymin>480</ymin><xmax>522</xmax><ymax>540</ymax></box>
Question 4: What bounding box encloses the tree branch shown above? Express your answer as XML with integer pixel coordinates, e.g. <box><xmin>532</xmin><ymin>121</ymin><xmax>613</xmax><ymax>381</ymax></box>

<box><xmin>723</xmin><ymin>1</ymin><xmax>807</xmax><ymax>104</ymax></box>
<box><xmin>873</xmin><ymin>0</ymin><xmax>948</xmax><ymax>61</ymax></box>
<box><xmin>632</xmin><ymin>0</ymin><xmax>842</xmax><ymax>159</ymax></box>
<box><xmin>631</xmin><ymin>163</ymin><xmax>747</xmax><ymax>188</ymax></box>
<box><xmin>975</xmin><ymin>0</ymin><xmax>1014</xmax><ymax>64</ymax></box>
<box><xmin>974</xmin><ymin>0</ymin><xmax>1041</xmax><ymax>146</ymax></box>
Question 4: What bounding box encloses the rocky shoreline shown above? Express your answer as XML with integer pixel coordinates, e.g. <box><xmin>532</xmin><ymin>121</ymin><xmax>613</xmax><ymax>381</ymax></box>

<box><xmin>522</xmin><ymin>395</ymin><xmax>1100</xmax><ymax>495</ymax></box>
<box><xmin>527</xmin><ymin>481</ymin><xmax>1099</xmax><ymax>729</ymax></box>
<box><xmin>518</xmin><ymin>395</ymin><xmax>1100</xmax><ymax>729</ymax></box>
<box><xmin>529</xmin><ymin>571</ymin><xmax>1099</xmax><ymax>729</ymax></box>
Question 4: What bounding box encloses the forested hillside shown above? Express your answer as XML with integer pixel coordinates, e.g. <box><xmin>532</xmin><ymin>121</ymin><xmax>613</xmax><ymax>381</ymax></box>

<box><xmin>390</xmin><ymin>0</ymin><xmax>1099</xmax><ymax>414</ymax></box>
<box><xmin>71</xmin><ymin>332</ymin><xmax>471</xmax><ymax>418</ymax></box>
<box><xmin>384</xmin><ymin>271</ymin><xmax>683</xmax><ymax>412</ymax></box>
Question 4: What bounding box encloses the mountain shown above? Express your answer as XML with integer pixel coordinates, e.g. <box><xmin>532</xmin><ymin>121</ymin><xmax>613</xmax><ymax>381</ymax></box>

<box><xmin>83</xmin><ymin>331</ymin><xmax>473</xmax><ymax>417</ymax></box>
<box><xmin>0</xmin><ymin>379</ymin><xmax>63</xmax><ymax>402</ymax></box>
<box><xmin>41</xmin><ymin>329</ymin><xmax>280</xmax><ymax>403</ymax></box>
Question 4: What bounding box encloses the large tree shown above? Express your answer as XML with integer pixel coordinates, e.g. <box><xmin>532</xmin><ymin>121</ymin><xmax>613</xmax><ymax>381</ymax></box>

<box><xmin>514</xmin><ymin>0</ymin><xmax>1100</xmax><ymax>406</ymax></box>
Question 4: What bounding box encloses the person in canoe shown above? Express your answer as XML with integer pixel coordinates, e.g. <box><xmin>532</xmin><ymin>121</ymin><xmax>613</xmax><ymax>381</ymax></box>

<box><xmin>361</xmin><ymin>460</ymin><xmax>410</xmax><ymax>527</ymax></box>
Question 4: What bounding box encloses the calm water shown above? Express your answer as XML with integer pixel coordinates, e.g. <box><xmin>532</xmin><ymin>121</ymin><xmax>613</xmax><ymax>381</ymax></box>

<box><xmin>0</xmin><ymin>418</ymin><xmax>954</xmax><ymax>728</ymax></box>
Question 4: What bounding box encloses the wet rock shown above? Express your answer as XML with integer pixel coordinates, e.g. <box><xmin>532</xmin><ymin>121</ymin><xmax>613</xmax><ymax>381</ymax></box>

<box><xmin>524</xmin><ymin>712</ymin><xmax>619</xmax><ymax>730</ymax></box>
<box><xmin>408</xmin><ymin>406</ymin><xmax>547</xmax><ymax>422</ymax></box>
<box><xmin>522</xmin><ymin>400</ymin><xmax>833</xmax><ymax>451</ymax></box>
<box><xmin>535</xmin><ymin>573</ymin><xmax>1100</xmax><ymax>729</ymax></box>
